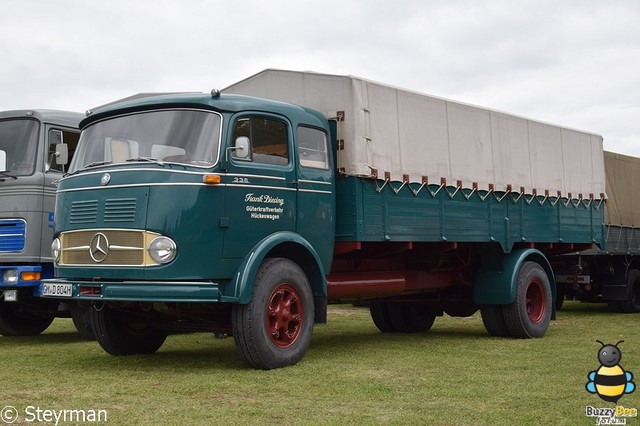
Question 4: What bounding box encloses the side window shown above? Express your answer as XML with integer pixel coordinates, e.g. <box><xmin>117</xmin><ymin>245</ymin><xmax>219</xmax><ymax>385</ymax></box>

<box><xmin>231</xmin><ymin>117</ymin><xmax>289</xmax><ymax>165</ymax></box>
<box><xmin>298</xmin><ymin>126</ymin><xmax>329</xmax><ymax>169</ymax></box>
<box><xmin>48</xmin><ymin>128</ymin><xmax>80</xmax><ymax>172</ymax></box>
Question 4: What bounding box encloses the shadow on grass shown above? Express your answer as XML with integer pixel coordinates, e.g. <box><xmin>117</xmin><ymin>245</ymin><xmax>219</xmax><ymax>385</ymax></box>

<box><xmin>1</xmin><ymin>331</ymin><xmax>91</xmax><ymax>346</ymax></box>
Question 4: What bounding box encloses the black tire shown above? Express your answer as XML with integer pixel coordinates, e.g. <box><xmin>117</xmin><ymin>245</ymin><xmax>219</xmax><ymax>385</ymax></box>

<box><xmin>503</xmin><ymin>261</ymin><xmax>552</xmax><ymax>338</ymax></box>
<box><xmin>619</xmin><ymin>269</ymin><xmax>640</xmax><ymax>313</ymax></box>
<box><xmin>232</xmin><ymin>258</ymin><xmax>314</xmax><ymax>370</ymax></box>
<box><xmin>90</xmin><ymin>306</ymin><xmax>167</xmax><ymax>355</ymax></box>
<box><xmin>71</xmin><ymin>304</ymin><xmax>95</xmax><ymax>340</ymax></box>
<box><xmin>386</xmin><ymin>302</ymin><xmax>436</xmax><ymax>333</ymax></box>
<box><xmin>555</xmin><ymin>283</ymin><xmax>565</xmax><ymax>311</ymax></box>
<box><xmin>480</xmin><ymin>304</ymin><xmax>511</xmax><ymax>337</ymax></box>
<box><xmin>0</xmin><ymin>301</ymin><xmax>54</xmax><ymax>336</ymax></box>
<box><xmin>369</xmin><ymin>301</ymin><xmax>396</xmax><ymax>332</ymax></box>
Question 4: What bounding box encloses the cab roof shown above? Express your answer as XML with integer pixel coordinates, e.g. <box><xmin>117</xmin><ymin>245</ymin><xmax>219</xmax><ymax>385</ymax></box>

<box><xmin>81</xmin><ymin>92</ymin><xmax>327</xmax><ymax>129</ymax></box>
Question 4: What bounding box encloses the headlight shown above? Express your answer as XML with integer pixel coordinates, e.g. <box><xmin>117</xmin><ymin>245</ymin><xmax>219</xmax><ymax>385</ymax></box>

<box><xmin>51</xmin><ymin>238</ymin><xmax>61</xmax><ymax>263</ymax></box>
<box><xmin>147</xmin><ymin>236</ymin><xmax>177</xmax><ymax>264</ymax></box>
<box><xmin>3</xmin><ymin>269</ymin><xmax>19</xmax><ymax>284</ymax></box>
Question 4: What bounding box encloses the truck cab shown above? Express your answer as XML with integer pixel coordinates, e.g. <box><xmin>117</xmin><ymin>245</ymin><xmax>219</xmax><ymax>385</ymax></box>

<box><xmin>0</xmin><ymin>109</ymin><xmax>89</xmax><ymax>336</ymax></box>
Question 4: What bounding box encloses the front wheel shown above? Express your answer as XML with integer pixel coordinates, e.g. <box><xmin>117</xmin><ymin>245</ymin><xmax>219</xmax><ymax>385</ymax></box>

<box><xmin>90</xmin><ymin>306</ymin><xmax>167</xmax><ymax>355</ymax></box>
<box><xmin>0</xmin><ymin>301</ymin><xmax>54</xmax><ymax>336</ymax></box>
<box><xmin>502</xmin><ymin>261</ymin><xmax>552</xmax><ymax>338</ymax></box>
<box><xmin>232</xmin><ymin>258</ymin><xmax>314</xmax><ymax>370</ymax></box>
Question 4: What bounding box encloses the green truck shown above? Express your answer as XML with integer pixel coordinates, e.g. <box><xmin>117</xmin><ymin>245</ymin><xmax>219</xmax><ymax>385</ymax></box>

<box><xmin>0</xmin><ymin>109</ymin><xmax>93</xmax><ymax>337</ymax></box>
<box><xmin>40</xmin><ymin>70</ymin><xmax>606</xmax><ymax>369</ymax></box>
<box><xmin>554</xmin><ymin>151</ymin><xmax>640</xmax><ymax>312</ymax></box>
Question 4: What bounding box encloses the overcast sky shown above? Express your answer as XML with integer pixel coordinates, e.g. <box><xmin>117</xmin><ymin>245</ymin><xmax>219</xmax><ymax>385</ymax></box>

<box><xmin>2</xmin><ymin>0</ymin><xmax>638</xmax><ymax>156</ymax></box>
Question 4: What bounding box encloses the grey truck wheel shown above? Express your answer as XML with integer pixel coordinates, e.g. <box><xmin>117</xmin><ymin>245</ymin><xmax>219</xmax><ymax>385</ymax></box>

<box><xmin>90</xmin><ymin>306</ymin><xmax>167</xmax><ymax>355</ymax></box>
<box><xmin>71</xmin><ymin>304</ymin><xmax>95</xmax><ymax>340</ymax></box>
<box><xmin>619</xmin><ymin>269</ymin><xmax>640</xmax><ymax>313</ymax></box>
<box><xmin>0</xmin><ymin>301</ymin><xmax>54</xmax><ymax>336</ymax></box>
<box><xmin>502</xmin><ymin>261</ymin><xmax>552</xmax><ymax>338</ymax></box>
<box><xmin>480</xmin><ymin>304</ymin><xmax>511</xmax><ymax>337</ymax></box>
<box><xmin>232</xmin><ymin>258</ymin><xmax>314</xmax><ymax>370</ymax></box>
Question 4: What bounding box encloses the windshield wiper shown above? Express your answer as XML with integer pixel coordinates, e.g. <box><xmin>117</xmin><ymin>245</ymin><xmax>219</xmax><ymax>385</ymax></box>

<box><xmin>63</xmin><ymin>160</ymin><xmax>112</xmax><ymax>177</ymax></box>
<box><xmin>126</xmin><ymin>157</ymin><xmax>164</xmax><ymax>165</ymax></box>
<box><xmin>0</xmin><ymin>171</ymin><xmax>17</xmax><ymax>180</ymax></box>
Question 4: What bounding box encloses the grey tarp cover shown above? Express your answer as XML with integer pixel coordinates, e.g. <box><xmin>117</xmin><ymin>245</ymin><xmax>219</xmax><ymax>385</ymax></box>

<box><xmin>225</xmin><ymin>69</ymin><xmax>606</xmax><ymax>198</ymax></box>
<box><xmin>604</xmin><ymin>151</ymin><xmax>640</xmax><ymax>226</ymax></box>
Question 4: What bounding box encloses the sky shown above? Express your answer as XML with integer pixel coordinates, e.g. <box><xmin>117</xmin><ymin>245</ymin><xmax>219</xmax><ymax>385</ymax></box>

<box><xmin>1</xmin><ymin>0</ymin><xmax>639</xmax><ymax>156</ymax></box>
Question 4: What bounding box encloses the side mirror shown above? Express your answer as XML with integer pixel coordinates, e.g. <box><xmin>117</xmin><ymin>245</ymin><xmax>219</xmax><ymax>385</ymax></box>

<box><xmin>232</xmin><ymin>136</ymin><xmax>250</xmax><ymax>159</ymax></box>
<box><xmin>54</xmin><ymin>143</ymin><xmax>69</xmax><ymax>166</ymax></box>
<box><xmin>0</xmin><ymin>149</ymin><xmax>6</xmax><ymax>172</ymax></box>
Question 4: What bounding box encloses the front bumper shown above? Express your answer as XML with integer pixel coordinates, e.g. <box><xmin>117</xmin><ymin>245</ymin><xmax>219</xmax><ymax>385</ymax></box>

<box><xmin>39</xmin><ymin>278</ymin><xmax>236</xmax><ymax>303</ymax></box>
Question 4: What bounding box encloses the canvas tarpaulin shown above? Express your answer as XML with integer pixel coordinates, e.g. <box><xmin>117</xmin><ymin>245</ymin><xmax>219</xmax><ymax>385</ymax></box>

<box><xmin>225</xmin><ymin>69</ymin><xmax>606</xmax><ymax>198</ymax></box>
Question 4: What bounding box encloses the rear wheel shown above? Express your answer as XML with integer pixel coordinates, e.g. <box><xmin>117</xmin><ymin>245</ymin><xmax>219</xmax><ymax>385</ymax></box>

<box><xmin>370</xmin><ymin>301</ymin><xmax>436</xmax><ymax>333</ymax></box>
<box><xmin>619</xmin><ymin>269</ymin><xmax>640</xmax><ymax>313</ymax></box>
<box><xmin>369</xmin><ymin>301</ymin><xmax>395</xmax><ymax>332</ymax></box>
<box><xmin>90</xmin><ymin>306</ymin><xmax>167</xmax><ymax>355</ymax></box>
<box><xmin>502</xmin><ymin>261</ymin><xmax>552</xmax><ymax>338</ymax></box>
<box><xmin>0</xmin><ymin>301</ymin><xmax>54</xmax><ymax>336</ymax></box>
<box><xmin>232</xmin><ymin>258</ymin><xmax>314</xmax><ymax>370</ymax></box>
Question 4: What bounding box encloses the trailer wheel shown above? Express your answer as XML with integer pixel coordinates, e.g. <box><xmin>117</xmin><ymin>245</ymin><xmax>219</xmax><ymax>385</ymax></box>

<box><xmin>480</xmin><ymin>305</ymin><xmax>511</xmax><ymax>337</ymax></box>
<box><xmin>232</xmin><ymin>258</ymin><xmax>314</xmax><ymax>370</ymax></box>
<box><xmin>503</xmin><ymin>261</ymin><xmax>552</xmax><ymax>338</ymax></box>
<box><xmin>90</xmin><ymin>306</ymin><xmax>167</xmax><ymax>355</ymax></box>
<box><xmin>386</xmin><ymin>302</ymin><xmax>436</xmax><ymax>333</ymax></box>
<box><xmin>71</xmin><ymin>304</ymin><xmax>95</xmax><ymax>340</ymax></box>
<box><xmin>0</xmin><ymin>301</ymin><xmax>54</xmax><ymax>336</ymax></box>
<box><xmin>369</xmin><ymin>301</ymin><xmax>396</xmax><ymax>332</ymax></box>
<box><xmin>619</xmin><ymin>269</ymin><xmax>640</xmax><ymax>313</ymax></box>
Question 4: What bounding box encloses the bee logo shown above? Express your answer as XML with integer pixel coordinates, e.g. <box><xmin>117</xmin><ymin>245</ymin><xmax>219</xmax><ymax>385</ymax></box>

<box><xmin>586</xmin><ymin>340</ymin><xmax>636</xmax><ymax>403</ymax></box>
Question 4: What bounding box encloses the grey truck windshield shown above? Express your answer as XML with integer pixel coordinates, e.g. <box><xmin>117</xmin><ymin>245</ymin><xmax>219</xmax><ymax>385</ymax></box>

<box><xmin>0</xmin><ymin>118</ymin><xmax>39</xmax><ymax>176</ymax></box>
<box><xmin>70</xmin><ymin>109</ymin><xmax>222</xmax><ymax>172</ymax></box>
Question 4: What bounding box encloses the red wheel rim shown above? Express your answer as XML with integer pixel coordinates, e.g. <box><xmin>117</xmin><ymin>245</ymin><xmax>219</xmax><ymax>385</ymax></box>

<box><xmin>526</xmin><ymin>279</ymin><xmax>546</xmax><ymax>323</ymax></box>
<box><xmin>266</xmin><ymin>283</ymin><xmax>304</xmax><ymax>348</ymax></box>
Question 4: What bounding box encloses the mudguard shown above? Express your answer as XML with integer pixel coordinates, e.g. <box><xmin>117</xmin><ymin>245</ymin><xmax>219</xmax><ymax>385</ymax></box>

<box><xmin>231</xmin><ymin>231</ymin><xmax>327</xmax><ymax>304</ymax></box>
<box><xmin>474</xmin><ymin>248</ymin><xmax>556</xmax><ymax>306</ymax></box>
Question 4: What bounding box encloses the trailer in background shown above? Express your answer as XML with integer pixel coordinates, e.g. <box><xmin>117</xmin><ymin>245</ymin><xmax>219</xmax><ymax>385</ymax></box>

<box><xmin>555</xmin><ymin>151</ymin><xmax>640</xmax><ymax>312</ymax></box>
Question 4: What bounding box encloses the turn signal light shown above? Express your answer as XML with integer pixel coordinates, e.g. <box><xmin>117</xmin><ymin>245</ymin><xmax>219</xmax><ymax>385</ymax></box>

<box><xmin>203</xmin><ymin>174</ymin><xmax>221</xmax><ymax>185</ymax></box>
<box><xmin>21</xmin><ymin>271</ymin><xmax>41</xmax><ymax>281</ymax></box>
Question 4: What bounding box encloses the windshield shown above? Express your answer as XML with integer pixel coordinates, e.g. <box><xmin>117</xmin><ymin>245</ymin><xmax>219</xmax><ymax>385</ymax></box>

<box><xmin>70</xmin><ymin>109</ymin><xmax>222</xmax><ymax>172</ymax></box>
<box><xmin>0</xmin><ymin>119</ymin><xmax>39</xmax><ymax>176</ymax></box>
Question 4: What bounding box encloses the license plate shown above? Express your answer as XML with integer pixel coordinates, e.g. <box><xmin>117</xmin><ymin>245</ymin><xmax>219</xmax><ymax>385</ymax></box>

<box><xmin>42</xmin><ymin>283</ymin><xmax>73</xmax><ymax>297</ymax></box>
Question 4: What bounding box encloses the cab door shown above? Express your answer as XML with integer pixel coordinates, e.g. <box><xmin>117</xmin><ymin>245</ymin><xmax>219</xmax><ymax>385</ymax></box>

<box><xmin>295</xmin><ymin>125</ymin><xmax>335</xmax><ymax>268</ymax></box>
<box><xmin>222</xmin><ymin>114</ymin><xmax>297</xmax><ymax>259</ymax></box>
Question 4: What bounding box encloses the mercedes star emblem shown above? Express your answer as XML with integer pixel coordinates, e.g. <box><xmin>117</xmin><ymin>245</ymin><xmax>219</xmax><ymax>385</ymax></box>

<box><xmin>101</xmin><ymin>173</ymin><xmax>111</xmax><ymax>186</ymax></box>
<box><xmin>89</xmin><ymin>232</ymin><xmax>110</xmax><ymax>263</ymax></box>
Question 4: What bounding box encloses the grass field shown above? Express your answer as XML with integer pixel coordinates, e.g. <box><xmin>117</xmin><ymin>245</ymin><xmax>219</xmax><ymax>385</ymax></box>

<box><xmin>1</xmin><ymin>301</ymin><xmax>638</xmax><ymax>425</ymax></box>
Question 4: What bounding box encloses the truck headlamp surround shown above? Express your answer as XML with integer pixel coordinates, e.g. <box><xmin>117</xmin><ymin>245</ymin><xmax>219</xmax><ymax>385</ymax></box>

<box><xmin>3</xmin><ymin>269</ymin><xmax>19</xmax><ymax>284</ymax></box>
<box><xmin>148</xmin><ymin>236</ymin><xmax>177</xmax><ymax>264</ymax></box>
<box><xmin>51</xmin><ymin>238</ymin><xmax>61</xmax><ymax>263</ymax></box>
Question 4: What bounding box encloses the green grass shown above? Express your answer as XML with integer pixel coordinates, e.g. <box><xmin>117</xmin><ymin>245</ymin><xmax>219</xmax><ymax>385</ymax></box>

<box><xmin>1</xmin><ymin>301</ymin><xmax>638</xmax><ymax>425</ymax></box>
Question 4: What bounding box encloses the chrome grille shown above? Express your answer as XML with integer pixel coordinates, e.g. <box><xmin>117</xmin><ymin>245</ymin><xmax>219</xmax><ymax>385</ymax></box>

<box><xmin>61</xmin><ymin>229</ymin><xmax>145</xmax><ymax>265</ymax></box>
